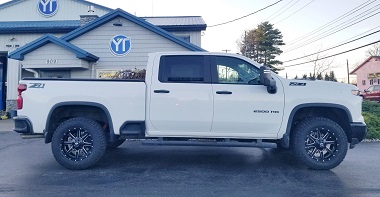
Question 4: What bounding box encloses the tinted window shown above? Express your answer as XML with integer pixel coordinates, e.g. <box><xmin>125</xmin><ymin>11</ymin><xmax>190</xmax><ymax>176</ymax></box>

<box><xmin>159</xmin><ymin>55</ymin><xmax>205</xmax><ymax>83</ymax></box>
<box><xmin>215</xmin><ymin>56</ymin><xmax>260</xmax><ymax>85</ymax></box>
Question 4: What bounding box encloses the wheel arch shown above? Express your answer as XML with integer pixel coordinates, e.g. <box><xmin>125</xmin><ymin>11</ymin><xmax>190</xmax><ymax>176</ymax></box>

<box><xmin>44</xmin><ymin>101</ymin><xmax>114</xmax><ymax>143</ymax></box>
<box><xmin>282</xmin><ymin>103</ymin><xmax>353</xmax><ymax>147</ymax></box>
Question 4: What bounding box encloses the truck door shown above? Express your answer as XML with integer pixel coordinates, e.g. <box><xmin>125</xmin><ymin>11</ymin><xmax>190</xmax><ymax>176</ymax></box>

<box><xmin>148</xmin><ymin>55</ymin><xmax>213</xmax><ymax>134</ymax></box>
<box><xmin>210</xmin><ymin>55</ymin><xmax>284</xmax><ymax>137</ymax></box>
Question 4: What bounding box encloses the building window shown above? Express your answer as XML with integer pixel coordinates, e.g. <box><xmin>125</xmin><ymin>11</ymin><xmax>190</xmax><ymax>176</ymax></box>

<box><xmin>39</xmin><ymin>70</ymin><xmax>71</xmax><ymax>78</ymax></box>
<box><xmin>370</xmin><ymin>79</ymin><xmax>374</xmax><ymax>85</ymax></box>
<box><xmin>362</xmin><ymin>80</ymin><xmax>366</xmax><ymax>85</ymax></box>
<box><xmin>177</xmin><ymin>35</ymin><xmax>190</xmax><ymax>43</ymax></box>
<box><xmin>378</xmin><ymin>79</ymin><xmax>380</xmax><ymax>84</ymax></box>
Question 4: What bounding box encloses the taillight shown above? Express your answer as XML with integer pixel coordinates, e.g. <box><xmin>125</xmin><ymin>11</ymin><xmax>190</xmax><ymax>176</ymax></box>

<box><xmin>17</xmin><ymin>84</ymin><xmax>27</xmax><ymax>110</ymax></box>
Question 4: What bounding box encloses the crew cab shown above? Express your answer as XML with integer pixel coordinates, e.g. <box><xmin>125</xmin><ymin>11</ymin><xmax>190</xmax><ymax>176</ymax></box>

<box><xmin>13</xmin><ymin>52</ymin><xmax>366</xmax><ymax>170</ymax></box>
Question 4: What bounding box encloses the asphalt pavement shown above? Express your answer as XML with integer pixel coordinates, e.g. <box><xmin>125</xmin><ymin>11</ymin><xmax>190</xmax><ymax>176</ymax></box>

<box><xmin>0</xmin><ymin>120</ymin><xmax>380</xmax><ymax>197</ymax></box>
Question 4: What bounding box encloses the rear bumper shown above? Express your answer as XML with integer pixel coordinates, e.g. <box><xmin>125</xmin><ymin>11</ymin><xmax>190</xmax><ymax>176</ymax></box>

<box><xmin>350</xmin><ymin>122</ymin><xmax>367</xmax><ymax>148</ymax></box>
<box><xmin>13</xmin><ymin>116</ymin><xmax>33</xmax><ymax>134</ymax></box>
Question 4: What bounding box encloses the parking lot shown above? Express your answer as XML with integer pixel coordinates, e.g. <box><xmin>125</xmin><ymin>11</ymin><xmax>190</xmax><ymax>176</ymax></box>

<box><xmin>1</xmin><ymin>119</ymin><xmax>380</xmax><ymax>197</ymax></box>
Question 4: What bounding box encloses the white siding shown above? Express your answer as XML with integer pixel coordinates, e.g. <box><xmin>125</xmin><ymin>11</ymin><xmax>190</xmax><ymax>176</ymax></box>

<box><xmin>69</xmin><ymin>17</ymin><xmax>192</xmax><ymax>73</ymax></box>
<box><xmin>0</xmin><ymin>0</ymin><xmax>109</xmax><ymax>21</ymax></box>
<box><xmin>22</xmin><ymin>43</ymin><xmax>89</xmax><ymax>69</ymax></box>
<box><xmin>0</xmin><ymin>33</ymin><xmax>65</xmax><ymax>52</ymax></box>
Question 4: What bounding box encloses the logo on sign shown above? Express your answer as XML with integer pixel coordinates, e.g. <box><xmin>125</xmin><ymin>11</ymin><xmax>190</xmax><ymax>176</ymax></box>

<box><xmin>38</xmin><ymin>0</ymin><xmax>58</xmax><ymax>17</ymax></box>
<box><xmin>109</xmin><ymin>35</ymin><xmax>132</xmax><ymax>57</ymax></box>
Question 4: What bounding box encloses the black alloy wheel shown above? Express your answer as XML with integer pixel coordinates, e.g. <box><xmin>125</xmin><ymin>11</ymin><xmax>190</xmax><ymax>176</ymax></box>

<box><xmin>292</xmin><ymin>117</ymin><xmax>348</xmax><ymax>170</ymax></box>
<box><xmin>52</xmin><ymin>117</ymin><xmax>107</xmax><ymax>170</ymax></box>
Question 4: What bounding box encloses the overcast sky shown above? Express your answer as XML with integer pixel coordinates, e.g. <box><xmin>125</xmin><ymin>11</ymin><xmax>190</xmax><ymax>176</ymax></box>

<box><xmin>2</xmin><ymin>0</ymin><xmax>379</xmax><ymax>81</ymax></box>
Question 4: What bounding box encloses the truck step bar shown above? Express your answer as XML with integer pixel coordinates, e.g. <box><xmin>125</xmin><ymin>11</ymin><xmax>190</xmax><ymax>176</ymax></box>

<box><xmin>141</xmin><ymin>138</ymin><xmax>277</xmax><ymax>148</ymax></box>
<box><xmin>20</xmin><ymin>134</ymin><xmax>44</xmax><ymax>139</ymax></box>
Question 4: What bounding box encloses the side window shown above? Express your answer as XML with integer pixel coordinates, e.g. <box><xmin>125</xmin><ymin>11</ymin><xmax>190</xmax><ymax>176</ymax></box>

<box><xmin>159</xmin><ymin>55</ymin><xmax>206</xmax><ymax>83</ymax></box>
<box><xmin>367</xmin><ymin>86</ymin><xmax>374</xmax><ymax>92</ymax></box>
<box><xmin>215</xmin><ymin>56</ymin><xmax>260</xmax><ymax>85</ymax></box>
<box><xmin>374</xmin><ymin>85</ymin><xmax>380</xmax><ymax>91</ymax></box>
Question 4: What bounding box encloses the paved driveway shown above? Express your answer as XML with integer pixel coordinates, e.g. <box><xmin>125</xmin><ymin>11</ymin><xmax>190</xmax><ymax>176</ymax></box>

<box><xmin>0</xmin><ymin>121</ymin><xmax>379</xmax><ymax>197</ymax></box>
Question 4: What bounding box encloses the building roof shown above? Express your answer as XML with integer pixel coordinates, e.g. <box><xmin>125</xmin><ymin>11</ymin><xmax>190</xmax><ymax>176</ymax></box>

<box><xmin>0</xmin><ymin>20</ymin><xmax>80</xmax><ymax>34</ymax></box>
<box><xmin>61</xmin><ymin>8</ymin><xmax>206</xmax><ymax>51</ymax></box>
<box><xmin>8</xmin><ymin>34</ymin><xmax>99</xmax><ymax>62</ymax></box>
<box><xmin>142</xmin><ymin>16</ymin><xmax>207</xmax><ymax>31</ymax></box>
<box><xmin>0</xmin><ymin>0</ymin><xmax>113</xmax><ymax>12</ymax></box>
<box><xmin>0</xmin><ymin>17</ymin><xmax>207</xmax><ymax>34</ymax></box>
<box><xmin>350</xmin><ymin>56</ymin><xmax>380</xmax><ymax>74</ymax></box>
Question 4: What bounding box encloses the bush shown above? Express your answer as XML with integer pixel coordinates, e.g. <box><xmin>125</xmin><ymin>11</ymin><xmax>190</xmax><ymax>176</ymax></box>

<box><xmin>362</xmin><ymin>101</ymin><xmax>380</xmax><ymax>139</ymax></box>
<box><xmin>362</xmin><ymin>112</ymin><xmax>380</xmax><ymax>139</ymax></box>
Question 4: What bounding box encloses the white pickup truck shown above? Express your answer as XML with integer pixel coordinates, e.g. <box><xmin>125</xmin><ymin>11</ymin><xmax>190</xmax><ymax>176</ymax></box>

<box><xmin>14</xmin><ymin>52</ymin><xmax>366</xmax><ymax>170</ymax></box>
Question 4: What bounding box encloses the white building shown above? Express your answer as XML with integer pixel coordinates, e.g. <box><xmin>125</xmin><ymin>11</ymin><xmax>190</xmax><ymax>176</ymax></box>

<box><xmin>0</xmin><ymin>0</ymin><xmax>207</xmax><ymax>112</ymax></box>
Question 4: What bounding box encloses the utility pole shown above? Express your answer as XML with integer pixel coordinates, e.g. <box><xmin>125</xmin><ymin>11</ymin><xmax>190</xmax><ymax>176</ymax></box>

<box><xmin>347</xmin><ymin>59</ymin><xmax>350</xmax><ymax>84</ymax></box>
<box><xmin>222</xmin><ymin>49</ymin><xmax>231</xmax><ymax>53</ymax></box>
<box><xmin>244</xmin><ymin>31</ymin><xmax>247</xmax><ymax>56</ymax></box>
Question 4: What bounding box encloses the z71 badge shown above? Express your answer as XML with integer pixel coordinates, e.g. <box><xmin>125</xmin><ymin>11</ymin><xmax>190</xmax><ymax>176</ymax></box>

<box><xmin>289</xmin><ymin>82</ymin><xmax>306</xmax><ymax>86</ymax></box>
<box><xmin>29</xmin><ymin>83</ymin><xmax>45</xmax><ymax>89</ymax></box>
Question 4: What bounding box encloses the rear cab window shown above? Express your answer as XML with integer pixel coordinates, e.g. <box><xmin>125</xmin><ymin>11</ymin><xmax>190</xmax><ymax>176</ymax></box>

<box><xmin>158</xmin><ymin>55</ymin><xmax>211</xmax><ymax>83</ymax></box>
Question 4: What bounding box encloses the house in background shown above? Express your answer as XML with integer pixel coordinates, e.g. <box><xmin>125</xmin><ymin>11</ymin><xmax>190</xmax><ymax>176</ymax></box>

<box><xmin>350</xmin><ymin>56</ymin><xmax>380</xmax><ymax>91</ymax></box>
<box><xmin>0</xmin><ymin>0</ymin><xmax>206</xmax><ymax>112</ymax></box>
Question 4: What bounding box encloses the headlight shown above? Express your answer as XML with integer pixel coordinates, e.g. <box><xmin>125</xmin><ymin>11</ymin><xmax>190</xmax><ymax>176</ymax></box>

<box><xmin>351</xmin><ymin>89</ymin><xmax>360</xmax><ymax>96</ymax></box>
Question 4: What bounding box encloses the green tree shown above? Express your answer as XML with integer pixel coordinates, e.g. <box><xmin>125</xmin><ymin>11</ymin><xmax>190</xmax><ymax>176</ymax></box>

<box><xmin>324</xmin><ymin>73</ymin><xmax>330</xmax><ymax>81</ymax></box>
<box><xmin>238</xmin><ymin>22</ymin><xmax>285</xmax><ymax>73</ymax></box>
<box><xmin>328</xmin><ymin>71</ymin><xmax>337</xmax><ymax>82</ymax></box>
<box><xmin>316</xmin><ymin>73</ymin><xmax>323</xmax><ymax>80</ymax></box>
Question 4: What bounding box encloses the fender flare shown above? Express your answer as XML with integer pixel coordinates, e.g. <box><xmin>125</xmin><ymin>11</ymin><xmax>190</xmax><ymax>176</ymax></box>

<box><xmin>280</xmin><ymin>103</ymin><xmax>353</xmax><ymax>148</ymax></box>
<box><xmin>44</xmin><ymin>101</ymin><xmax>114</xmax><ymax>143</ymax></box>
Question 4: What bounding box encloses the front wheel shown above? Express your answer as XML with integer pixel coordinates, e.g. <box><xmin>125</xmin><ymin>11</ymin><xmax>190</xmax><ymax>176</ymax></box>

<box><xmin>51</xmin><ymin>117</ymin><xmax>107</xmax><ymax>170</ymax></box>
<box><xmin>291</xmin><ymin>117</ymin><xmax>348</xmax><ymax>170</ymax></box>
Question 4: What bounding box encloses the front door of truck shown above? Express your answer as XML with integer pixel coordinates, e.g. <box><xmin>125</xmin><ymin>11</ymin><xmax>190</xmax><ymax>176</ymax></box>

<box><xmin>148</xmin><ymin>55</ymin><xmax>213</xmax><ymax>134</ymax></box>
<box><xmin>210</xmin><ymin>56</ymin><xmax>284</xmax><ymax>137</ymax></box>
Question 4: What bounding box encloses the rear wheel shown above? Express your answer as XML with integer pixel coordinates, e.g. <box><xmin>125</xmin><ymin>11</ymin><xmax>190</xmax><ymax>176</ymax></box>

<box><xmin>51</xmin><ymin>117</ymin><xmax>107</xmax><ymax>170</ymax></box>
<box><xmin>291</xmin><ymin>117</ymin><xmax>348</xmax><ymax>170</ymax></box>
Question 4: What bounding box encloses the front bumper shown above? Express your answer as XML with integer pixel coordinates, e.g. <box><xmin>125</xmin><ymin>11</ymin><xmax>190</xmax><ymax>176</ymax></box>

<box><xmin>350</xmin><ymin>122</ymin><xmax>367</xmax><ymax>149</ymax></box>
<box><xmin>13</xmin><ymin>116</ymin><xmax>33</xmax><ymax>134</ymax></box>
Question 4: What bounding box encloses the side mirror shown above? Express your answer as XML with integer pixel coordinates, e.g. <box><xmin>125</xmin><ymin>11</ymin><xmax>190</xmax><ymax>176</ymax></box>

<box><xmin>260</xmin><ymin>66</ymin><xmax>277</xmax><ymax>94</ymax></box>
<box><xmin>364</xmin><ymin>89</ymin><xmax>369</xmax><ymax>93</ymax></box>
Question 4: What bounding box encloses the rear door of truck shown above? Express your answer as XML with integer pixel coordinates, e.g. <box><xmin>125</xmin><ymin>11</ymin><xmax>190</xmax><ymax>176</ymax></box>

<box><xmin>148</xmin><ymin>55</ymin><xmax>213</xmax><ymax>134</ymax></box>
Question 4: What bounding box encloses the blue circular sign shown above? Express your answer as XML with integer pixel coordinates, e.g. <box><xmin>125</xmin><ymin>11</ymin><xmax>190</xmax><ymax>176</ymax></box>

<box><xmin>109</xmin><ymin>35</ymin><xmax>132</xmax><ymax>57</ymax></box>
<box><xmin>38</xmin><ymin>0</ymin><xmax>58</xmax><ymax>17</ymax></box>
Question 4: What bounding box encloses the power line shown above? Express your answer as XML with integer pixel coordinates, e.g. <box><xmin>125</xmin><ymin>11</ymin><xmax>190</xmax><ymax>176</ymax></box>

<box><xmin>282</xmin><ymin>40</ymin><xmax>380</xmax><ymax>68</ymax></box>
<box><xmin>283</xmin><ymin>28</ymin><xmax>380</xmax><ymax>63</ymax></box>
<box><xmin>283</xmin><ymin>8</ymin><xmax>380</xmax><ymax>53</ymax></box>
<box><xmin>284</xmin><ymin>2</ymin><xmax>380</xmax><ymax>51</ymax></box>
<box><xmin>274</xmin><ymin>0</ymin><xmax>316</xmax><ymax>25</ymax></box>
<box><xmin>333</xmin><ymin>25</ymin><xmax>380</xmax><ymax>46</ymax></box>
<box><xmin>268</xmin><ymin>0</ymin><xmax>301</xmax><ymax>22</ymax></box>
<box><xmin>285</xmin><ymin>0</ymin><xmax>377</xmax><ymax>46</ymax></box>
<box><xmin>264</xmin><ymin>0</ymin><xmax>294</xmax><ymax>22</ymax></box>
<box><xmin>208</xmin><ymin>0</ymin><xmax>283</xmax><ymax>28</ymax></box>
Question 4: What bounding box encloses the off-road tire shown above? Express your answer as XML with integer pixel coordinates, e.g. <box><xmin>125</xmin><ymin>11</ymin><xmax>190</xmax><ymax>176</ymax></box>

<box><xmin>291</xmin><ymin>117</ymin><xmax>348</xmax><ymax>170</ymax></box>
<box><xmin>52</xmin><ymin>117</ymin><xmax>107</xmax><ymax>170</ymax></box>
